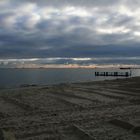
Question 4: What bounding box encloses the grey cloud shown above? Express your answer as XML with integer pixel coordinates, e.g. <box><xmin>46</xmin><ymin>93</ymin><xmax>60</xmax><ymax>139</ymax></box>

<box><xmin>12</xmin><ymin>0</ymin><xmax>121</xmax><ymax>7</ymax></box>
<box><xmin>0</xmin><ymin>0</ymin><xmax>140</xmax><ymax>66</ymax></box>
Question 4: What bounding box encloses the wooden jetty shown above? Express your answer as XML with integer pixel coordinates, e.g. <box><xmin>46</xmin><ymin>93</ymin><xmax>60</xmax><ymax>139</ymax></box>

<box><xmin>95</xmin><ymin>71</ymin><xmax>131</xmax><ymax>77</ymax></box>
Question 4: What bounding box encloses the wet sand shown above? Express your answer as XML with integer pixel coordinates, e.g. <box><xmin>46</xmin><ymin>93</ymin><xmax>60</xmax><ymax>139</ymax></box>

<box><xmin>0</xmin><ymin>77</ymin><xmax>140</xmax><ymax>140</ymax></box>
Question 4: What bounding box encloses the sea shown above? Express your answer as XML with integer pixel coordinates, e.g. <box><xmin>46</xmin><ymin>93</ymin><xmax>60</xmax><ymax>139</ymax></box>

<box><xmin>0</xmin><ymin>68</ymin><xmax>140</xmax><ymax>88</ymax></box>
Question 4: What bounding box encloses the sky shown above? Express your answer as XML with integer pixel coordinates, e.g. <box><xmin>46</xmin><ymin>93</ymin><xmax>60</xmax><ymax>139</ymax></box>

<box><xmin>0</xmin><ymin>0</ymin><xmax>140</xmax><ymax>67</ymax></box>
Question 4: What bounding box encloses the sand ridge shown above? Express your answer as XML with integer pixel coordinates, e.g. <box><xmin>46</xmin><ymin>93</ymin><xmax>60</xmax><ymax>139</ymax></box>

<box><xmin>0</xmin><ymin>77</ymin><xmax>140</xmax><ymax>140</ymax></box>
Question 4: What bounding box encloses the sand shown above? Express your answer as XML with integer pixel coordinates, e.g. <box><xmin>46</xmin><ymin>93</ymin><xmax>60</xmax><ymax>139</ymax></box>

<box><xmin>0</xmin><ymin>77</ymin><xmax>140</xmax><ymax>140</ymax></box>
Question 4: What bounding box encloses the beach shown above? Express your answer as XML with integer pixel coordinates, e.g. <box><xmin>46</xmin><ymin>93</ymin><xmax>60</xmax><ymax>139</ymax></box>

<box><xmin>0</xmin><ymin>77</ymin><xmax>140</xmax><ymax>140</ymax></box>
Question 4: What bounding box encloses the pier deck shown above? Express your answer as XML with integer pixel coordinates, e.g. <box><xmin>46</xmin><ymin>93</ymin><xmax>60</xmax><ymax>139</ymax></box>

<box><xmin>95</xmin><ymin>71</ymin><xmax>131</xmax><ymax>77</ymax></box>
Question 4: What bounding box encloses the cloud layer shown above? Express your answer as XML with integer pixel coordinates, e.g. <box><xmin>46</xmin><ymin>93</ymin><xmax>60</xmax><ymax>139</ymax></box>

<box><xmin>0</xmin><ymin>0</ymin><xmax>140</xmax><ymax>65</ymax></box>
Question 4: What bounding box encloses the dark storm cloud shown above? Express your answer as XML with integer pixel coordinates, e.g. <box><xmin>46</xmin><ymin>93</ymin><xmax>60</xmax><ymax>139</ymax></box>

<box><xmin>0</xmin><ymin>0</ymin><xmax>140</xmax><ymax>65</ymax></box>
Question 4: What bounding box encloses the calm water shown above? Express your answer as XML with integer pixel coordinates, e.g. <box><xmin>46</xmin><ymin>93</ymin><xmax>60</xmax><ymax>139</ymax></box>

<box><xmin>0</xmin><ymin>68</ymin><xmax>140</xmax><ymax>88</ymax></box>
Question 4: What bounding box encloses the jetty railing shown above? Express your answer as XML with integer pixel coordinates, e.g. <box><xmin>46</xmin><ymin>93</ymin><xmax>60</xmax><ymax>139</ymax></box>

<box><xmin>95</xmin><ymin>71</ymin><xmax>131</xmax><ymax>77</ymax></box>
